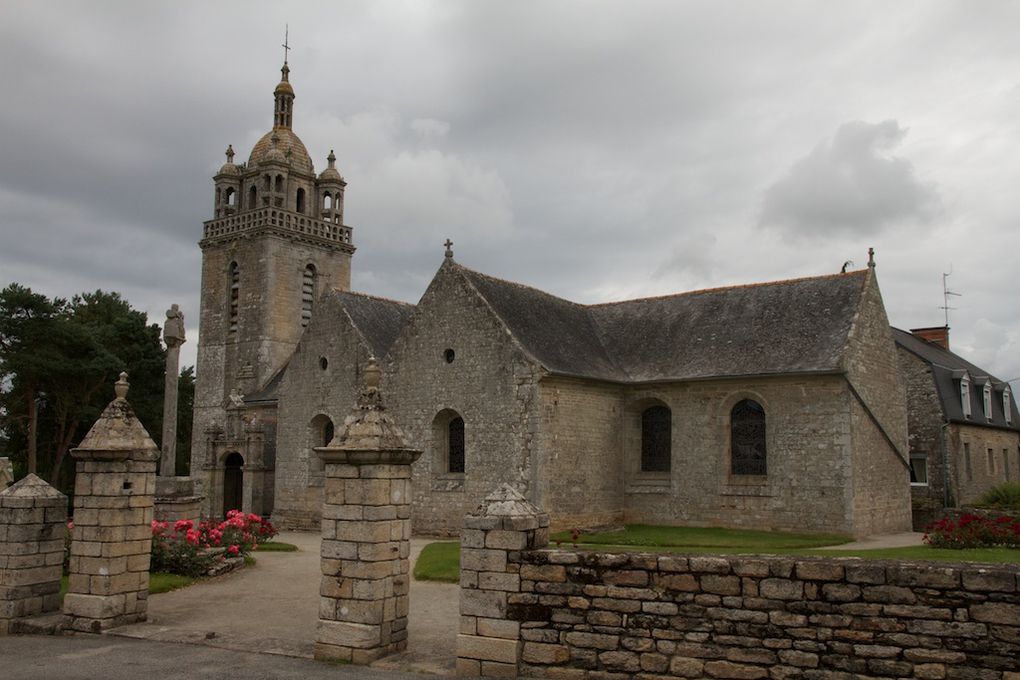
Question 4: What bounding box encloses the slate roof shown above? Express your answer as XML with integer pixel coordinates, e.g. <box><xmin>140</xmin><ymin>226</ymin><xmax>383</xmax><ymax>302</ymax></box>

<box><xmin>458</xmin><ymin>263</ymin><xmax>869</xmax><ymax>383</ymax></box>
<box><xmin>332</xmin><ymin>290</ymin><xmax>416</xmax><ymax>359</ymax></box>
<box><xmin>245</xmin><ymin>291</ymin><xmax>414</xmax><ymax>405</ymax></box>
<box><xmin>892</xmin><ymin>328</ymin><xmax>1019</xmax><ymax>430</ymax></box>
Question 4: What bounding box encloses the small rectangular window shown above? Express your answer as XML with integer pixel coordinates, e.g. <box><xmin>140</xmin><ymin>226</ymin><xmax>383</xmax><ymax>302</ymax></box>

<box><xmin>909</xmin><ymin>455</ymin><xmax>928</xmax><ymax>486</ymax></box>
<box><xmin>983</xmin><ymin>385</ymin><xmax>992</xmax><ymax>421</ymax></box>
<box><xmin>964</xmin><ymin>443</ymin><xmax>972</xmax><ymax>482</ymax></box>
<box><xmin>987</xmin><ymin>448</ymin><xmax>995</xmax><ymax>475</ymax></box>
<box><xmin>1004</xmin><ymin>448</ymin><xmax>1011</xmax><ymax>480</ymax></box>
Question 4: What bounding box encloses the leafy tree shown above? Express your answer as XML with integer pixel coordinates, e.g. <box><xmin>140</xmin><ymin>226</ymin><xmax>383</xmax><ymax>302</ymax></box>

<box><xmin>0</xmin><ymin>285</ymin><xmax>170</xmax><ymax>492</ymax></box>
<box><xmin>175</xmin><ymin>365</ymin><xmax>195</xmax><ymax>476</ymax></box>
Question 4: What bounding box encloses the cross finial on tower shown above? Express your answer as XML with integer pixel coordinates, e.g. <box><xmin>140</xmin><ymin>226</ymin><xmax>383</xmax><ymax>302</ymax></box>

<box><xmin>444</xmin><ymin>239</ymin><xmax>454</xmax><ymax>258</ymax></box>
<box><xmin>282</xmin><ymin>24</ymin><xmax>291</xmax><ymax>65</ymax></box>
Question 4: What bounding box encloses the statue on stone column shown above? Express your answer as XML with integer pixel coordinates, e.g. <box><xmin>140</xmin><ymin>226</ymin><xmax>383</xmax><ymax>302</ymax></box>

<box><xmin>160</xmin><ymin>304</ymin><xmax>187</xmax><ymax>477</ymax></box>
<box><xmin>164</xmin><ymin>304</ymin><xmax>186</xmax><ymax>346</ymax></box>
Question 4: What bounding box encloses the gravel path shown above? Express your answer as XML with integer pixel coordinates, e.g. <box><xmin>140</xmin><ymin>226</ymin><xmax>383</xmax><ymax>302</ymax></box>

<box><xmin>108</xmin><ymin>531</ymin><xmax>458</xmax><ymax>675</ymax></box>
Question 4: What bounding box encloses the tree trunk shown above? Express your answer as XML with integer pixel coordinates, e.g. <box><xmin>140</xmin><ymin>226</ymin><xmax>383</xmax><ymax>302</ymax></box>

<box><xmin>50</xmin><ymin>419</ymin><xmax>78</xmax><ymax>489</ymax></box>
<box><xmin>25</xmin><ymin>384</ymin><xmax>37</xmax><ymax>474</ymax></box>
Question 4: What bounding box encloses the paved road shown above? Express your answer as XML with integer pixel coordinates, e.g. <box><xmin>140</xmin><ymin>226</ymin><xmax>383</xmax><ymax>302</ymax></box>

<box><xmin>0</xmin><ymin>635</ymin><xmax>442</xmax><ymax>680</ymax></box>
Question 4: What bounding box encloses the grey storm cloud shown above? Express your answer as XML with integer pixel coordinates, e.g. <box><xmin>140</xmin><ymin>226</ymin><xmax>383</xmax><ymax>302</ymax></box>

<box><xmin>760</xmin><ymin>120</ymin><xmax>940</xmax><ymax>236</ymax></box>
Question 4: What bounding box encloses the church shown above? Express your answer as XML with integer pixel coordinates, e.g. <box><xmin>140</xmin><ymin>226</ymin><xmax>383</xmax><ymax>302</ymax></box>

<box><xmin>189</xmin><ymin>59</ymin><xmax>914</xmax><ymax>538</ymax></box>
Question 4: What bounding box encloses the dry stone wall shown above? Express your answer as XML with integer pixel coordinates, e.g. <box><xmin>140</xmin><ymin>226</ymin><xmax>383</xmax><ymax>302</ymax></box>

<box><xmin>459</xmin><ymin>490</ymin><xmax>1020</xmax><ymax>679</ymax></box>
<box><xmin>510</xmin><ymin>550</ymin><xmax>1020</xmax><ymax>679</ymax></box>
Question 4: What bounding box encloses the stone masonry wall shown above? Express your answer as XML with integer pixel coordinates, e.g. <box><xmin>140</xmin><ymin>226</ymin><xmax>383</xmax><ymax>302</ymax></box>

<box><xmin>842</xmin><ymin>270</ymin><xmax>912</xmax><ymax>536</ymax></box>
<box><xmin>509</xmin><ymin>549</ymin><xmax>1020</xmax><ymax>679</ymax></box>
<box><xmin>192</xmin><ymin>229</ymin><xmax>351</xmax><ymax>518</ymax></box>
<box><xmin>950</xmin><ymin>424</ymin><xmax>1020</xmax><ymax>506</ymax></box>
<box><xmin>274</xmin><ymin>292</ymin><xmax>374</xmax><ymax>529</ymax></box>
<box><xmin>387</xmin><ymin>262</ymin><xmax>543</xmax><ymax>536</ymax></box>
<box><xmin>619</xmin><ymin>375</ymin><xmax>857</xmax><ymax>536</ymax></box>
<box><xmin>537</xmin><ymin>377</ymin><xmax>625</xmax><ymax>530</ymax></box>
<box><xmin>0</xmin><ymin>475</ymin><xmax>66</xmax><ymax>634</ymax></box>
<box><xmin>897</xmin><ymin>347</ymin><xmax>952</xmax><ymax>526</ymax></box>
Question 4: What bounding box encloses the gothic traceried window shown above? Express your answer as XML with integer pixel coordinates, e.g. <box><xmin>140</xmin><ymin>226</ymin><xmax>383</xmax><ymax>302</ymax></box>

<box><xmin>301</xmin><ymin>265</ymin><xmax>315</xmax><ymax>328</ymax></box>
<box><xmin>731</xmin><ymin>399</ymin><xmax>767</xmax><ymax>475</ymax></box>
<box><xmin>640</xmin><ymin>405</ymin><xmax>671</xmax><ymax>472</ymax></box>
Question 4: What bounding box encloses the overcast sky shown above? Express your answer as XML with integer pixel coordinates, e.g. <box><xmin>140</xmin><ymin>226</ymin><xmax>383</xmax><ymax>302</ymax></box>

<box><xmin>1</xmin><ymin>1</ymin><xmax>1018</xmax><ymax>383</ymax></box>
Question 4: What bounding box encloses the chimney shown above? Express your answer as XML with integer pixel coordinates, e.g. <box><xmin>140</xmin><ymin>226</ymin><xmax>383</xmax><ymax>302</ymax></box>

<box><xmin>910</xmin><ymin>326</ymin><xmax>950</xmax><ymax>350</ymax></box>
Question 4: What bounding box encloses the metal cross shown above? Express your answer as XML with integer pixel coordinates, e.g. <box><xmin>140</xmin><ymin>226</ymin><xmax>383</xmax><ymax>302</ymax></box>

<box><xmin>444</xmin><ymin>239</ymin><xmax>453</xmax><ymax>258</ymax></box>
<box><xmin>282</xmin><ymin>25</ymin><xmax>291</xmax><ymax>64</ymax></box>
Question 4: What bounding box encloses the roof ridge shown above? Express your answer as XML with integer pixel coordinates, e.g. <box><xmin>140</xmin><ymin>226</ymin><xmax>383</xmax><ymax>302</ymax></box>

<box><xmin>589</xmin><ymin>269</ymin><xmax>869</xmax><ymax>308</ymax></box>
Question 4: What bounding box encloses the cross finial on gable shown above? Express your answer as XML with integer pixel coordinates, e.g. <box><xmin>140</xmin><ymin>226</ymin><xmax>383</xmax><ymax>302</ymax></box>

<box><xmin>444</xmin><ymin>239</ymin><xmax>453</xmax><ymax>258</ymax></box>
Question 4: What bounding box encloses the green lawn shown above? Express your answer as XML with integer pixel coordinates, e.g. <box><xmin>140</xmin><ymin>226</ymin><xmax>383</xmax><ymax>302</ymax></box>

<box><xmin>60</xmin><ymin>572</ymin><xmax>196</xmax><ymax>598</ymax></box>
<box><xmin>413</xmin><ymin>541</ymin><xmax>461</xmax><ymax>583</ymax></box>
<box><xmin>413</xmin><ymin>525</ymin><xmax>1019</xmax><ymax>582</ymax></box>
<box><xmin>551</xmin><ymin>524</ymin><xmax>853</xmax><ymax>551</ymax></box>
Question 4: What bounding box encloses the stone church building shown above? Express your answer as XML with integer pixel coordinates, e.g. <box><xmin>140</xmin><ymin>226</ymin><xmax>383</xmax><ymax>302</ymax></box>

<box><xmin>190</xmin><ymin>60</ymin><xmax>913</xmax><ymax>538</ymax></box>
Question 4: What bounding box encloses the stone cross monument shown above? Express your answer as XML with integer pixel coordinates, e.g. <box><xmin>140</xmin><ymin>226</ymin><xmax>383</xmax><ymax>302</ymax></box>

<box><xmin>161</xmin><ymin>304</ymin><xmax>186</xmax><ymax>477</ymax></box>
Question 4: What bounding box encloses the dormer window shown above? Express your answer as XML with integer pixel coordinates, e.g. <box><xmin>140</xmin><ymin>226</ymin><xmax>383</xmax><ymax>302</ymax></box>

<box><xmin>960</xmin><ymin>377</ymin><xmax>971</xmax><ymax>418</ymax></box>
<box><xmin>1005</xmin><ymin>388</ymin><xmax>1013</xmax><ymax>425</ymax></box>
<box><xmin>983</xmin><ymin>383</ymin><xmax>992</xmax><ymax>421</ymax></box>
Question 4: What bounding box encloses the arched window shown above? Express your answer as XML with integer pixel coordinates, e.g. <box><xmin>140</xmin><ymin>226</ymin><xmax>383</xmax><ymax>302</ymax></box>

<box><xmin>248</xmin><ymin>185</ymin><xmax>257</xmax><ymax>209</ymax></box>
<box><xmin>216</xmin><ymin>187</ymin><xmax>222</xmax><ymax>206</ymax></box>
<box><xmin>275</xmin><ymin>175</ymin><xmax>284</xmax><ymax>193</ymax></box>
<box><xmin>225</xmin><ymin>187</ymin><xmax>236</xmax><ymax>207</ymax></box>
<box><xmin>432</xmin><ymin>409</ymin><xmax>465</xmax><ymax>475</ymax></box>
<box><xmin>228</xmin><ymin>262</ymin><xmax>240</xmax><ymax>334</ymax></box>
<box><xmin>296</xmin><ymin>187</ymin><xmax>306</xmax><ymax>214</ymax></box>
<box><xmin>640</xmin><ymin>405</ymin><xmax>671</xmax><ymax>472</ymax></box>
<box><xmin>263</xmin><ymin>174</ymin><xmax>271</xmax><ymax>191</ymax></box>
<box><xmin>301</xmin><ymin>265</ymin><xmax>316</xmax><ymax>328</ymax></box>
<box><xmin>448</xmin><ymin>417</ymin><xmax>465</xmax><ymax>474</ymax></box>
<box><xmin>323</xmin><ymin>193</ymin><xmax>332</xmax><ymax>210</ymax></box>
<box><xmin>731</xmin><ymin>399</ymin><xmax>767</xmax><ymax>475</ymax></box>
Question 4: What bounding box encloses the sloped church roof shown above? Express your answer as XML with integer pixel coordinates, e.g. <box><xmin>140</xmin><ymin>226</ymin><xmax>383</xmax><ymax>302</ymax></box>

<box><xmin>317</xmin><ymin>259</ymin><xmax>872</xmax><ymax>386</ymax></box>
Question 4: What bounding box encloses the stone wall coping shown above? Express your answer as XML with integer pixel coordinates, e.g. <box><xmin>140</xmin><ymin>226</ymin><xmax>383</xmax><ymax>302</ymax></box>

<box><xmin>518</xmin><ymin>547</ymin><xmax>1020</xmax><ymax>575</ymax></box>
<box><xmin>315</xmin><ymin>448</ymin><xmax>422</xmax><ymax>465</ymax></box>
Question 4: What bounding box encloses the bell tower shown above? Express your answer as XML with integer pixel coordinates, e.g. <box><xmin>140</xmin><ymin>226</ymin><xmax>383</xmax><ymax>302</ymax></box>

<box><xmin>190</xmin><ymin>54</ymin><xmax>355</xmax><ymax>517</ymax></box>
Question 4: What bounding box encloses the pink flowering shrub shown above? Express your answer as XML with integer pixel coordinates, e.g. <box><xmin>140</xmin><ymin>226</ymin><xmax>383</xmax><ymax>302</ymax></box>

<box><xmin>924</xmin><ymin>513</ymin><xmax>1020</xmax><ymax>549</ymax></box>
<box><xmin>150</xmin><ymin>511</ymin><xmax>277</xmax><ymax>576</ymax></box>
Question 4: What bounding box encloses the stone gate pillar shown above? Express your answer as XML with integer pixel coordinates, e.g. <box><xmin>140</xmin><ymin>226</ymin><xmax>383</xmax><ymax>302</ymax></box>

<box><xmin>63</xmin><ymin>373</ymin><xmax>159</xmax><ymax>632</ymax></box>
<box><xmin>0</xmin><ymin>474</ymin><xmax>67</xmax><ymax>634</ymax></box>
<box><xmin>314</xmin><ymin>357</ymin><xmax>422</xmax><ymax>664</ymax></box>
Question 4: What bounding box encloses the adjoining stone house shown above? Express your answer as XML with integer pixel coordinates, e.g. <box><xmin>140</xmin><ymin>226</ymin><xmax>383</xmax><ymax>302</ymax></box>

<box><xmin>893</xmin><ymin>326</ymin><xmax>1020</xmax><ymax>529</ymax></box>
<box><xmin>191</xmin><ymin>59</ymin><xmax>913</xmax><ymax>538</ymax></box>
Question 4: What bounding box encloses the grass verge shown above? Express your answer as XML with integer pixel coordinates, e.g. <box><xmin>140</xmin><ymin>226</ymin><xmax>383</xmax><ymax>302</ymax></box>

<box><xmin>550</xmin><ymin>524</ymin><xmax>853</xmax><ymax>551</ymax></box>
<box><xmin>60</xmin><ymin>572</ymin><xmax>197</xmax><ymax>598</ymax></box>
<box><xmin>413</xmin><ymin>541</ymin><xmax>461</xmax><ymax>583</ymax></box>
<box><xmin>413</xmin><ymin>524</ymin><xmax>1019</xmax><ymax>581</ymax></box>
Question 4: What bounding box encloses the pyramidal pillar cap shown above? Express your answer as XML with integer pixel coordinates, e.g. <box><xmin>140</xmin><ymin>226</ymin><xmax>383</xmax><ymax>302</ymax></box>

<box><xmin>315</xmin><ymin>357</ymin><xmax>422</xmax><ymax>466</ymax></box>
<box><xmin>73</xmin><ymin>372</ymin><xmax>160</xmax><ymax>462</ymax></box>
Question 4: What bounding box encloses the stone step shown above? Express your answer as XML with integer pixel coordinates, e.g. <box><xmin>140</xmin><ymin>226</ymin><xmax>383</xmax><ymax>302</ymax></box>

<box><xmin>9</xmin><ymin>611</ymin><xmax>68</xmax><ymax>635</ymax></box>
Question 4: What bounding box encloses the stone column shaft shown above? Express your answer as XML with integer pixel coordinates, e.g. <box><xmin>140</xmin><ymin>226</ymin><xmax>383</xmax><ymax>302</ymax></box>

<box><xmin>160</xmin><ymin>342</ymin><xmax>181</xmax><ymax>477</ymax></box>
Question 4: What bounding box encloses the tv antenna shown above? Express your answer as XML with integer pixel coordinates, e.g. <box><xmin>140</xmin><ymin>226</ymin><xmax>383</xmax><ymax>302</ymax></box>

<box><xmin>939</xmin><ymin>267</ymin><xmax>962</xmax><ymax>327</ymax></box>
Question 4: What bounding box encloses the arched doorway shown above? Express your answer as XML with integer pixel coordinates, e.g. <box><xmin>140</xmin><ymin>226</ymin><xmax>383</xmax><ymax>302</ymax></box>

<box><xmin>223</xmin><ymin>451</ymin><xmax>244</xmax><ymax>517</ymax></box>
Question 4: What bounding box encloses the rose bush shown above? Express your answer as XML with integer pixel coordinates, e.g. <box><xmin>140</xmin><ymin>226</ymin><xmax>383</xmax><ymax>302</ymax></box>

<box><xmin>150</xmin><ymin>511</ymin><xmax>277</xmax><ymax>576</ymax></box>
<box><xmin>924</xmin><ymin>513</ymin><xmax>1020</xmax><ymax>549</ymax></box>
